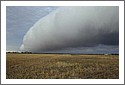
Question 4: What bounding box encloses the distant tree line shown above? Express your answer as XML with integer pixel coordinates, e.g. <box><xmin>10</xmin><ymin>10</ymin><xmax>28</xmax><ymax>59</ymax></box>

<box><xmin>6</xmin><ymin>52</ymin><xmax>19</xmax><ymax>54</ymax></box>
<box><xmin>6</xmin><ymin>52</ymin><xmax>118</xmax><ymax>55</ymax></box>
<box><xmin>6</xmin><ymin>51</ymin><xmax>32</xmax><ymax>54</ymax></box>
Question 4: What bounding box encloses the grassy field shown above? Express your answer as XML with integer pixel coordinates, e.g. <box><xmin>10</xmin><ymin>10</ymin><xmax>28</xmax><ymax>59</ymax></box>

<box><xmin>6</xmin><ymin>54</ymin><xmax>119</xmax><ymax>79</ymax></box>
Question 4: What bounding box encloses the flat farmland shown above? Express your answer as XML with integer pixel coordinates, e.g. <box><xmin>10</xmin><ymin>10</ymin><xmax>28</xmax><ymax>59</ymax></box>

<box><xmin>6</xmin><ymin>54</ymin><xmax>119</xmax><ymax>79</ymax></box>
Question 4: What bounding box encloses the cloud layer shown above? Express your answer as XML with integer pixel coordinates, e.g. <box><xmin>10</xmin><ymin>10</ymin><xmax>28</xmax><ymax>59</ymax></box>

<box><xmin>20</xmin><ymin>6</ymin><xmax>119</xmax><ymax>52</ymax></box>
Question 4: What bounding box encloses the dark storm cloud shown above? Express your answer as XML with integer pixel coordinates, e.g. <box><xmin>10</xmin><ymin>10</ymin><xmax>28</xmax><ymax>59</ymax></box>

<box><xmin>20</xmin><ymin>6</ymin><xmax>119</xmax><ymax>52</ymax></box>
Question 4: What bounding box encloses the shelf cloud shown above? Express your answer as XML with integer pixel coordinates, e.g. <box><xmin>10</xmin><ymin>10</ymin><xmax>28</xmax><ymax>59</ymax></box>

<box><xmin>20</xmin><ymin>6</ymin><xmax>119</xmax><ymax>52</ymax></box>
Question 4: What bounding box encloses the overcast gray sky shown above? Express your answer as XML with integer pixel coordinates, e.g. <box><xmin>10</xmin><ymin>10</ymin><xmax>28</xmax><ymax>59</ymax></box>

<box><xmin>6</xmin><ymin>6</ymin><xmax>119</xmax><ymax>54</ymax></box>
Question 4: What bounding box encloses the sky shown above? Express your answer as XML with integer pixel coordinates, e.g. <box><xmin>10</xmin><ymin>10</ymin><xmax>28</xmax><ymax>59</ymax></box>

<box><xmin>6</xmin><ymin>6</ymin><xmax>58</xmax><ymax>51</ymax></box>
<box><xmin>6</xmin><ymin>6</ymin><xmax>119</xmax><ymax>54</ymax></box>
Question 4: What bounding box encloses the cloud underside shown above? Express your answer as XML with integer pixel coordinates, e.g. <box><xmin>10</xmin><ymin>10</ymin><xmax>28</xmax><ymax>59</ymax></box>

<box><xmin>20</xmin><ymin>6</ymin><xmax>119</xmax><ymax>53</ymax></box>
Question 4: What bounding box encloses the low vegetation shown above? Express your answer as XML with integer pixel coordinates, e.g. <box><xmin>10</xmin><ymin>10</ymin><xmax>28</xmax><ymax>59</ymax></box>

<box><xmin>6</xmin><ymin>54</ymin><xmax>119</xmax><ymax>79</ymax></box>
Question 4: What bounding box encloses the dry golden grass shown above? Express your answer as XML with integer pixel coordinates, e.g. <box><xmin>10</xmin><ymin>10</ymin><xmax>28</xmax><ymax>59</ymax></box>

<box><xmin>6</xmin><ymin>54</ymin><xmax>119</xmax><ymax>79</ymax></box>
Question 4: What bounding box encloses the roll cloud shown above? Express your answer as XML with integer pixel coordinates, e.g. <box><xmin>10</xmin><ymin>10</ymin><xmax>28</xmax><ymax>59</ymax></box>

<box><xmin>20</xmin><ymin>6</ymin><xmax>119</xmax><ymax>52</ymax></box>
